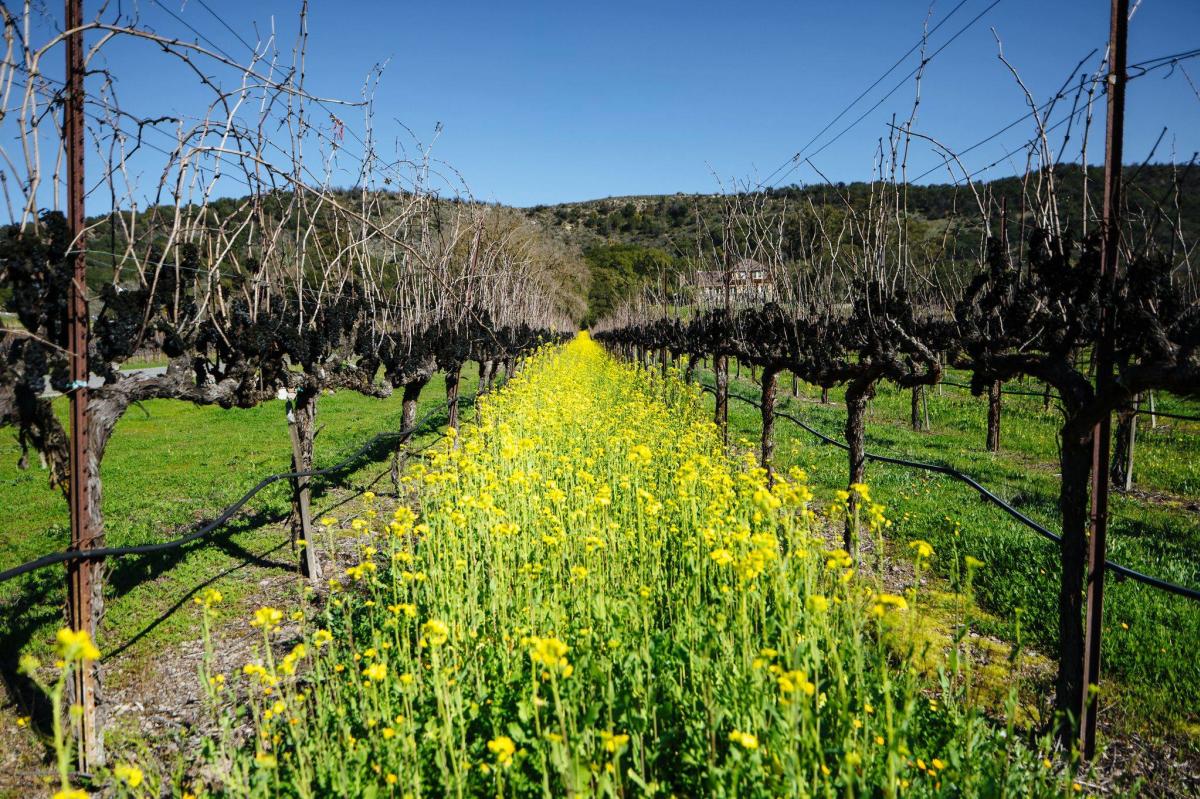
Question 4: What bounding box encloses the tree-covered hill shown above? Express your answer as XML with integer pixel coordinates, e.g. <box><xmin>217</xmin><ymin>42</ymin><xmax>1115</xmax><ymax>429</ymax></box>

<box><xmin>523</xmin><ymin>164</ymin><xmax>1199</xmax><ymax>323</ymax></box>
<box><xmin>28</xmin><ymin>166</ymin><xmax>1191</xmax><ymax>329</ymax></box>
<box><xmin>528</xmin><ymin>165</ymin><xmax>1198</xmax><ymax>254</ymax></box>
<box><xmin>54</xmin><ymin>192</ymin><xmax>593</xmax><ymax>325</ymax></box>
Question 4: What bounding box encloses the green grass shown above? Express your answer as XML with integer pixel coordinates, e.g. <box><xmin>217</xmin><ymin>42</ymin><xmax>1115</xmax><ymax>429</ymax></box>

<box><xmin>702</xmin><ymin>361</ymin><xmax>1200</xmax><ymax>740</ymax></box>
<box><xmin>120</xmin><ymin>354</ymin><xmax>170</xmax><ymax>370</ymax></box>
<box><xmin>0</xmin><ymin>365</ymin><xmax>482</xmax><ymax>683</ymax></box>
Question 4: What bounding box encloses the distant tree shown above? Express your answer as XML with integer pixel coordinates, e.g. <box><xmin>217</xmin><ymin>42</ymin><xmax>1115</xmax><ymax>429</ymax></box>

<box><xmin>582</xmin><ymin>244</ymin><xmax>678</xmax><ymax>326</ymax></box>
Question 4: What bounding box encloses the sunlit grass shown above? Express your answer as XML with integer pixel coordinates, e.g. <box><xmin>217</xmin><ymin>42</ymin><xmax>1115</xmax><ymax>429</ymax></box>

<box><xmin>0</xmin><ymin>367</ymin><xmax>479</xmax><ymax>679</ymax></box>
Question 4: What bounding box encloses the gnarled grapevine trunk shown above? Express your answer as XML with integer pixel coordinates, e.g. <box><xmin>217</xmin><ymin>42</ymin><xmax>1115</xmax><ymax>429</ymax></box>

<box><xmin>445</xmin><ymin>366</ymin><xmax>462</xmax><ymax>437</ymax></box>
<box><xmin>843</xmin><ymin>379</ymin><xmax>874</xmax><ymax>556</ymax></box>
<box><xmin>62</xmin><ymin>387</ymin><xmax>148</xmax><ymax>757</ymax></box>
<box><xmin>760</xmin><ymin>367</ymin><xmax>779</xmax><ymax>482</ymax></box>
<box><xmin>403</xmin><ymin>377</ymin><xmax>429</xmax><ymax>434</ymax></box>
<box><xmin>65</xmin><ymin>393</ymin><xmax>130</xmax><ymax>766</ymax></box>
<box><xmin>1110</xmin><ymin>400</ymin><xmax>1136</xmax><ymax>491</ymax></box>
<box><xmin>392</xmin><ymin>377</ymin><xmax>430</xmax><ymax>491</ymax></box>
<box><xmin>479</xmin><ymin>360</ymin><xmax>495</xmax><ymax>394</ymax></box>
<box><xmin>987</xmin><ymin>380</ymin><xmax>1002</xmax><ymax>452</ymax></box>
<box><xmin>287</xmin><ymin>389</ymin><xmax>321</xmax><ymax>582</ymax></box>
<box><xmin>684</xmin><ymin>353</ymin><xmax>698</xmax><ymax>384</ymax></box>
<box><xmin>1057</xmin><ymin>428</ymin><xmax>1093</xmax><ymax>741</ymax></box>
<box><xmin>714</xmin><ymin>354</ymin><xmax>729</xmax><ymax>442</ymax></box>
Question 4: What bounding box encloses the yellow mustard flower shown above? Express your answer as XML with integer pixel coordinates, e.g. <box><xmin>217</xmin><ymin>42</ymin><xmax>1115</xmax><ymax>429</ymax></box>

<box><xmin>55</xmin><ymin>627</ymin><xmax>101</xmax><ymax>662</ymax></box>
<box><xmin>114</xmin><ymin>763</ymin><xmax>144</xmax><ymax>787</ymax></box>
<box><xmin>487</xmin><ymin>735</ymin><xmax>516</xmax><ymax>765</ymax></box>
<box><xmin>250</xmin><ymin>607</ymin><xmax>283</xmax><ymax>631</ymax></box>
<box><xmin>422</xmin><ymin>619</ymin><xmax>449</xmax><ymax>647</ymax></box>
<box><xmin>729</xmin><ymin>730</ymin><xmax>759</xmax><ymax>749</ymax></box>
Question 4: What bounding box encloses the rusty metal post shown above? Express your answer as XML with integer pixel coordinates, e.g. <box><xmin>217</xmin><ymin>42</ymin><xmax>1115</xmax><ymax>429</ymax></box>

<box><xmin>64</xmin><ymin>0</ymin><xmax>104</xmax><ymax>770</ymax></box>
<box><xmin>1081</xmin><ymin>0</ymin><xmax>1127</xmax><ymax>760</ymax></box>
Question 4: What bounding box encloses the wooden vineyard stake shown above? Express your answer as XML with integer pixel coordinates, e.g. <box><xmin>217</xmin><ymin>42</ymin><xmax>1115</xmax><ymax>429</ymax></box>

<box><xmin>286</xmin><ymin>394</ymin><xmax>322</xmax><ymax>584</ymax></box>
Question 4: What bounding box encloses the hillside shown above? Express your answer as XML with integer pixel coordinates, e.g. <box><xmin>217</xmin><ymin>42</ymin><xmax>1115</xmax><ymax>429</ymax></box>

<box><xmin>521</xmin><ymin>165</ymin><xmax>1200</xmax><ymax>325</ymax></box>
<box><xmin>34</xmin><ymin>166</ymin><xmax>1195</xmax><ymax>330</ymax></box>
<box><xmin>51</xmin><ymin>193</ymin><xmax>594</xmax><ymax>325</ymax></box>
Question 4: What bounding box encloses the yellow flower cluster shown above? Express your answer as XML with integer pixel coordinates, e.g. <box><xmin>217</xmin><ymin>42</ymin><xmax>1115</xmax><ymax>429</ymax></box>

<box><xmin>113</xmin><ymin>763</ymin><xmax>144</xmax><ymax>788</ymax></box>
<box><xmin>487</xmin><ymin>735</ymin><xmax>516</xmax><ymax>765</ymax></box>
<box><xmin>55</xmin><ymin>628</ymin><xmax>100</xmax><ymax>663</ymax></box>
<box><xmin>421</xmin><ymin>619</ymin><xmax>449</xmax><ymax>647</ymax></box>
<box><xmin>527</xmin><ymin>636</ymin><xmax>573</xmax><ymax>678</ymax></box>
<box><xmin>193</xmin><ymin>587</ymin><xmax>223</xmax><ymax>610</ymax></box>
<box><xmin>250</xmin><ymin>606</ymin><xmax>283</xmax><ymax>631</ymax></box>
<box><xmin>729</xmin><ymin>730</ymin><xmax>759</xmax><ymax>749</ymax></box>
<box><xmin>870</xmin><ymin>593</ymin><xmax>910</xmax><ymax>618</ymax></box>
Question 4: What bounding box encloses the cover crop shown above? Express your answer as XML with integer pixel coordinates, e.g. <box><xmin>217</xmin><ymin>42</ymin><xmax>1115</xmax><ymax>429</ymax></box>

<box><xmin>175</xmin><ymin>335</ymin><xmax>1073</xmax><ymax>797</ymax></box>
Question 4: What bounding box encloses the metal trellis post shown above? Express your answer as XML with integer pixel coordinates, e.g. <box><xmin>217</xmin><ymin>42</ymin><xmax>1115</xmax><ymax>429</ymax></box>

<box><xmin>1081</xmin><ymin>0</ymin><xmax>1127</xmax><ymax>761</ymax></box>
<box><xmin>65</xmin><ymin>0</ymin><xmax>104</xmax><ymax>769</ymax></box>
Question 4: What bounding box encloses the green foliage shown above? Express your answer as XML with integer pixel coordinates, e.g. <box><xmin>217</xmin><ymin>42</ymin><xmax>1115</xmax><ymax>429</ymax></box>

<box><xmin>524</xmin><ymin>166</ymin><xmax>1200</xmax><ymax>322</ymax></box>
<box><xmin>582</xmin><ymin>243</ymin><xmax>681</xmax><ymax>327</ymax></box>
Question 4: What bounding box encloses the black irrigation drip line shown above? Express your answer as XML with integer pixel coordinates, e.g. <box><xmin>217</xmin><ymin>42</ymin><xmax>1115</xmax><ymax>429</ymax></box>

<box><xmin>0</xmin><ymin>383</ymin><xmax>491</xmax><ymax>585</ymax></box>
<box><xmin>937</xmin><ymin>380</ymin><xmax>1200</xmax><ymax>422</ymax></box>
<box><xmin>696</xmin><ymin>381</ymin><xmax>1200</xmax><ymax>602</ymax></box>
<box><xmin>939</xmin><ymin>379</ymin><xmax>1061</xmax><ymax>401</ymax></box>
<box><xmin>1130</xmin><ymin>408</ymin><xmax>1200</xmax><ymax>423</ymax></box>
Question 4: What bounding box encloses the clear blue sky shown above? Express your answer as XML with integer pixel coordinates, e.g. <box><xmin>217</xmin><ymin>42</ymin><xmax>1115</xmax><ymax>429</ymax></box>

<box><xmin>44</xmin><ymin>1</ymin><xmax>1200</xmax><ymax>207</ymax></box>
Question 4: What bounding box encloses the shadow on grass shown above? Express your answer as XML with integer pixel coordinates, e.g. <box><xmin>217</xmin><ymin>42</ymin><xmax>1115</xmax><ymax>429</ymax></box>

<box><xmin>103</xmin><ymin>521</ymin><xmax>296</xmax><ymax>660</ymax></box>
<box><xmin>0</xmin><ymin>566</ymin><xmax>61</xmax><ymax>759</ymax></box>
<box><xmin>309</xmin><ymin>405</ymin><xmax>454</xmax><ymax>500</ymax></box>
<box><xmin>0</xmin><ymin>392</ymin><xmax>465</xmax><ymax>750</ymax></box>
<box><xmin>0</xmin><ymin>509</ymin><xmax>295</xmax><ymax>746</ymax></box>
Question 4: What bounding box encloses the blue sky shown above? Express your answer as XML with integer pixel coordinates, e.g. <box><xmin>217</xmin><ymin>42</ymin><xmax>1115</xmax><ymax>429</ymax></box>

<box><xmin>29</xmin><ymin>1</ymin><xmax>1200</xmax><ymax>207</ymax></box>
